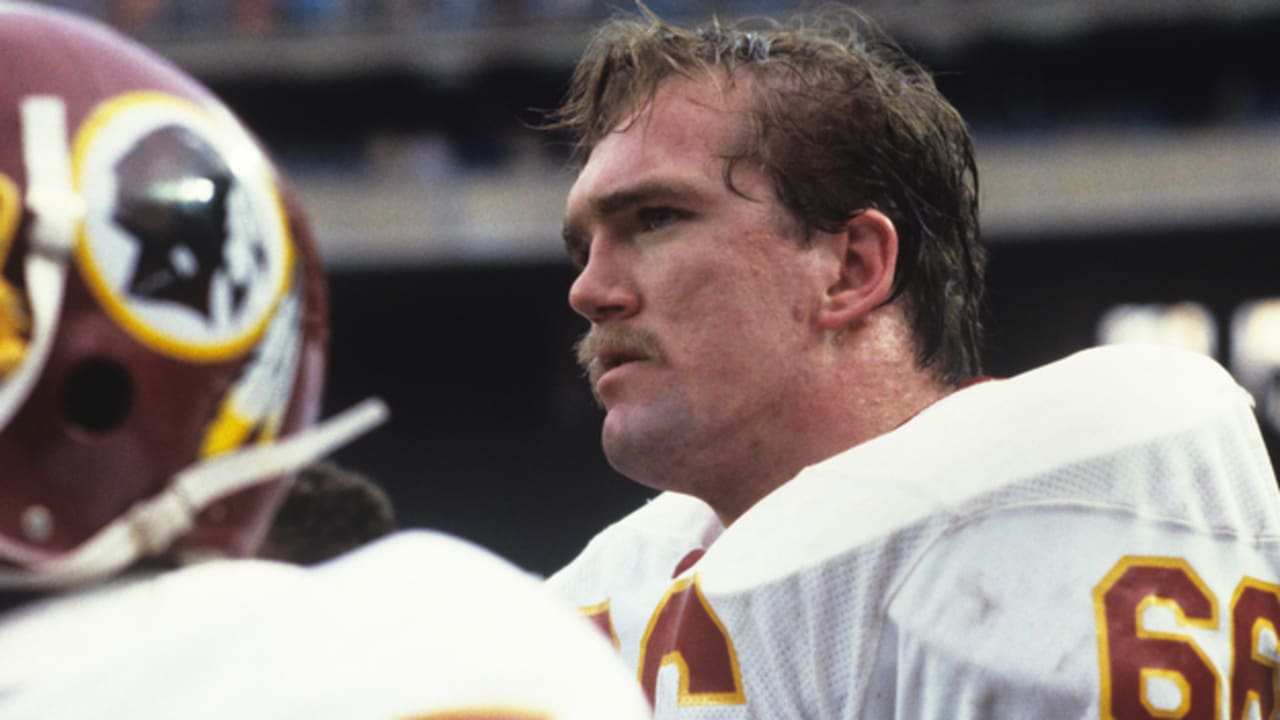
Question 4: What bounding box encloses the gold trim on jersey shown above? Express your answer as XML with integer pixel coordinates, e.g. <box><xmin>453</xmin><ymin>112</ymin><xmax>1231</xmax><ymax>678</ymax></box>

<box><xmin>577</xmin><ymin>598</ymin><xmax>621</xmax><ymax>651</ymax></box>
<box><xmin>637</xmin><ymin>573</ymin><xmax>746</xmax><ymax>707</ymax></box>
<box><xmin>1136</xmin><ymin>668</ymin><xmax>1193</xmax><ymax>719</ymax></box>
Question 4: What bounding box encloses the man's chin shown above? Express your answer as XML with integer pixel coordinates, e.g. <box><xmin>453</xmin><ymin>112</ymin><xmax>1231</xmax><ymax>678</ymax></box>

<box><xmin>600</xmin><ymin>409</ymin><xmax>685</xmax><ymax>480</ymax></box>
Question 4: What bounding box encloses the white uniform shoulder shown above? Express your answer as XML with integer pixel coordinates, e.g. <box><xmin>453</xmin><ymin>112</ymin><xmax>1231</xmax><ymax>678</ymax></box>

<box><xmin>699</xmin><ymin>344</ymin><xmax>1275</xmax><ymax>591</ymax></box>
<box><xmin>549</xmin><ymin>491</ymin><xmax>722</xmax><ymax>592</ymax></box>
<box><xmin>0</xmin><ymin>531</ymin><xmax>652</xmax><ymax>720</ymax></box>
<box><xmin>313</xmin><ymin>527</ymin><xmax>539</xmax><ymax>586</ymax></box>
<box><xmin>867</xmin><ymin>499</ymin><xmax>1280</xmax><ymax>718</ymax></box>
<box><xmin>546</xmin><ymin>492</ymin><xmax>726</xmax><ymax>680</ymax></box>
<box><xmin>0</xmin><ymin>559</ymin><xmax>303</xmax><ymax>699</ymax></box>
<box><xmin>606</xmin><ymin>490</ymin><xmax>723</xmax><ymax>545</ymax></box>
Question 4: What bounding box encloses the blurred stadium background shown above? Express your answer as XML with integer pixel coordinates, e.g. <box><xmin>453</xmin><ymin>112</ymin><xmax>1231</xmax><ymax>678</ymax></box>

<box><xmin>29</xmin><ymin>0</ymin><xmax>1280</xmax><ymax>575</ymax></box>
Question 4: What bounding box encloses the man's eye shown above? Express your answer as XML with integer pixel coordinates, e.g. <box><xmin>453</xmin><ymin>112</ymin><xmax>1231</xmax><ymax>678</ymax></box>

<box><xmin>567</xmin><ymin>240</ymin><xmax>589</xmax><ymax>269</ymax></box>
<box><xmin>637</xmin><ymin>207</ymin><xmax>684</xmax><ymax>232</ymax></box>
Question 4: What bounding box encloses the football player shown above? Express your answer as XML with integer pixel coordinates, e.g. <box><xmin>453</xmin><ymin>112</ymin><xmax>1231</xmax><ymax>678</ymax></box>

<box><xmin>547</xmin><ymin>5</ymin><xmax>1280</xmax><ymax>718</ymax></box>
<box><xmin>0</xmin><ymin>5</ymin><xmax>650</xmax><ymax>718</ymax></box>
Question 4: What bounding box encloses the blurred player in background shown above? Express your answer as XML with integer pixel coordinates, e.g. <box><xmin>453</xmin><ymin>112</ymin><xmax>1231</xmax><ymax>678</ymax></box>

<box><xmin>0</xmin><ymin>5</ymin><xmax>651</xmax><ymax>718</ymax></box>
<box><xmin>547</xmin><ymin>4</ymin><xmax>1280</xmax><ymax>717</ymax></box>
<box><xmin>258</xmin><ymin>460</ymin><xmax>398</xmax><ymax>565</ymax></box>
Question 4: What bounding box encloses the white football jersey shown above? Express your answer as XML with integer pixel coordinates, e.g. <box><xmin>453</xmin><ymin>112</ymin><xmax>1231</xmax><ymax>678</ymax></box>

<box><xmin>548</xmin><ymin>345</ymin><xmax>1280</xmax><ymax>719</ymax></box>
<box><xmin>0</xmin><ymin>530</ymin><xmax>652</xmax><ymax>719</ymax></box>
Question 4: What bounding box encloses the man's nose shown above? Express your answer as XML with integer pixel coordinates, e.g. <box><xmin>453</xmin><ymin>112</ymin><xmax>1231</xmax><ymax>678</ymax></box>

<box><xmin>567</xmin><ymin>238</ymin><xmax>641</xmax><ymax>323</ymax></box>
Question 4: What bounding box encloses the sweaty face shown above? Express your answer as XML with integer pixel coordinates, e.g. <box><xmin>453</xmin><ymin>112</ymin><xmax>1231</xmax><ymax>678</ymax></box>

<box><xmin>563</xmin><ymin>77</ymin><xmax>831</xmax><ymax>500</ymax></box>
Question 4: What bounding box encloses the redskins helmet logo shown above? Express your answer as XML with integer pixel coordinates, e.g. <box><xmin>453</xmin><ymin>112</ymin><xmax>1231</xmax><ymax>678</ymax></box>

<box><xmin>74</xmin><ymin>92</ymin><xmax>293</xmax><ymax>361</ymax></box>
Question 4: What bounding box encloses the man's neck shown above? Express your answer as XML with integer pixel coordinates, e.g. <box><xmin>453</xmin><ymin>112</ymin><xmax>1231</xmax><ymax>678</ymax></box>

<box><xmin>709</xmin><ymin>346</ymin><xmax>953</xmax><ymax>527</ymax></box>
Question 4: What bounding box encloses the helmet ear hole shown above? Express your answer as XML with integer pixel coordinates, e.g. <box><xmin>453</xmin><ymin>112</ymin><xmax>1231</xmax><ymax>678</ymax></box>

<box><xmin>63</xmin><ymin>358</ymin><xmax>135</xmax><ymax>434</ymax></box>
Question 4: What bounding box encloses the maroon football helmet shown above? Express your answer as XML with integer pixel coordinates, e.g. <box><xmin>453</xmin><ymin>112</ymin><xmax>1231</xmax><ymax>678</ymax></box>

<box><xmin>0</xmin><ymin>4</ymin><xmax>380</xmax><ymax>588</ymax></box>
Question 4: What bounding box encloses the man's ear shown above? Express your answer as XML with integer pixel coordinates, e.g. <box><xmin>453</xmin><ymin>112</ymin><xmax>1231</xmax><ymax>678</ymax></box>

<box><xmin>815</xmin><ymin>209</ymin><xmax>898</xmax><ymax>332</ymax></box>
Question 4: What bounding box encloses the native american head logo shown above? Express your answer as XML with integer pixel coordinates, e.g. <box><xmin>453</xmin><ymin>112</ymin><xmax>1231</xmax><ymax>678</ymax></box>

<box><xmin>75</xmin><ymin>93</ymin><xmax>292</xmax><ymax>361</ymax></box>
<box><xmin>112</xmin><ymin>124</ymin><xmax>249</xmax><ymax>320</ymax></box>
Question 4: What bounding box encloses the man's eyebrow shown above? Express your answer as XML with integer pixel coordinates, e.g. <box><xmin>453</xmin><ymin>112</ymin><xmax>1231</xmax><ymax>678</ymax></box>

<box><xmin>590</xmin><ymin>179</ymin><xmax>704</xmax><ymax>218</ymax></box>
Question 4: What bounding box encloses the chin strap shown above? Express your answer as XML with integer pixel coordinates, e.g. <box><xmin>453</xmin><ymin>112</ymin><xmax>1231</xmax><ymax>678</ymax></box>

<box><xmin>0</xmin><ymin>97</ymin><xmax>79</xmax><ymax>433</ymax></box>
<box><xmin>0</xmin><ymin>396</ymin><xmax>389</xmax><ymax>591</ymax></box>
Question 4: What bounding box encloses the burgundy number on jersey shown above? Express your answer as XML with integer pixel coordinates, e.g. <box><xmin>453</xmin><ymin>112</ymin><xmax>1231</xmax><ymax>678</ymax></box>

<box><xmin>637</xmin><ymin>575</ymin><xmax>745</xmax><ymax>707</ymax></box>
<box><xmin>1094</xmin><ymin>555</ymin><xmax>1280</xmax><ymax>719</ymax></box>
<box><xmin>1231</xmin><ymin>578</ymin><xmax>1280</xmax><ymax>720</ymax></box>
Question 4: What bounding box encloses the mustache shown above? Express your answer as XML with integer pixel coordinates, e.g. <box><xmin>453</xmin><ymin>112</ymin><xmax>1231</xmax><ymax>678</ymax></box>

<box><xmin>574</xmin><ymin>325</ymin><xmax>665</xmax><ymax>387</ymax></box>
